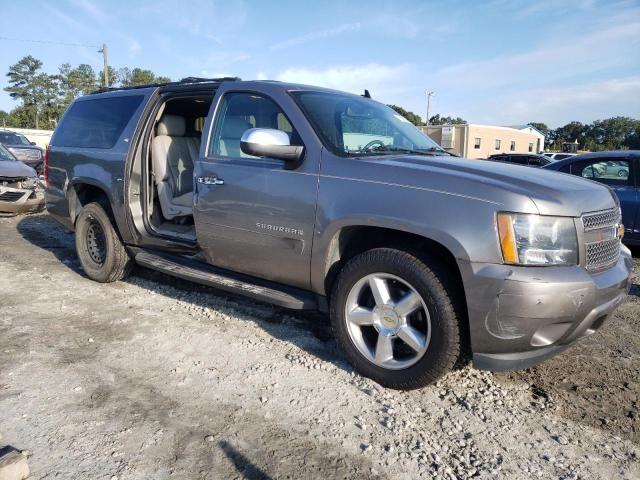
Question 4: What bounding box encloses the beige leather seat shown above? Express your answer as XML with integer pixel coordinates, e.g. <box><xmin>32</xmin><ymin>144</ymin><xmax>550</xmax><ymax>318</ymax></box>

<box><xmin>151</xmin><ymin>115</ymin><xmax>200</xmax><ymax>220</ymax></box>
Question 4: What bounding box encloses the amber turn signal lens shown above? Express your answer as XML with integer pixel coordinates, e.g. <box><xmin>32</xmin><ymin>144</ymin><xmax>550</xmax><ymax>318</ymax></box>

<box><xmin>497</xmin><ymin>213</ymin><xmax>518</xmax><ymax>264</ymax></box>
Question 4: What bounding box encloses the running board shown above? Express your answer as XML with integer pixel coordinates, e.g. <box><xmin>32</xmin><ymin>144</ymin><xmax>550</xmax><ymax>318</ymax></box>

<box><xmin>134</xmin><ymin>250</ymin><xmax>317</xmax><ymax>310</ymax></box>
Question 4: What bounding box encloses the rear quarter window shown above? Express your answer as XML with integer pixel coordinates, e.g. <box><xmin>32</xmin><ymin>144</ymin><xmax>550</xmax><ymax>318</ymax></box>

<box><xmin>54</xmin><ymin>95</ymin><xmax>144</xmax><ymax>149</ymax></box>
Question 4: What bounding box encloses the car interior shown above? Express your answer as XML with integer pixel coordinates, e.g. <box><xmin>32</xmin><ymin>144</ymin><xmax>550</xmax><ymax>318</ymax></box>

<box><xmin>145</xmin><ymin>95</ymin><xmax>213</xmax><ymax>239</ymax></box>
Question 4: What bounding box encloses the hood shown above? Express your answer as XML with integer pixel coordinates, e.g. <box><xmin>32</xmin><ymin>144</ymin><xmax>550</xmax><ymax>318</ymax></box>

<box><xmin>5</xmin><ymin>144</ymin><xmax>43</xmax><ymax>152</ymax></box>
<box><xmin>0</xmin><ymin>159</ymin><xmax>37</xmax><ymax>179</ymax></box>
<box><xmin>358</xmin><ymin>154</ymin><xmax>616</xmax><ymax>217</ymax></box>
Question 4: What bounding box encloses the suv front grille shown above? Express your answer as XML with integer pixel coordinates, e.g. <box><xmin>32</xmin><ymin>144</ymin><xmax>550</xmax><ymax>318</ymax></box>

<box><xmin>586</xmin><ymin>238</ymin><xmax>620</xmax><ymax>271</ymax></box>
<box><xmin>582</xmin><ymin>208</ymin><xmax>621</xmax><ymax>272</ymax></box>
<box><xmin>582</xmin><ymin>208</ymin><xmax>620</xmax><ymax>231</ymax></box>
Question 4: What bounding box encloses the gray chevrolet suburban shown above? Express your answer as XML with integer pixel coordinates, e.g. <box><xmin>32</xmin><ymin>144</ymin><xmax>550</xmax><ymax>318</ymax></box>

<box><xmin>44</xmin><ymin>77</ymin><xmax>633</xmax><ymax>389</ymax></box>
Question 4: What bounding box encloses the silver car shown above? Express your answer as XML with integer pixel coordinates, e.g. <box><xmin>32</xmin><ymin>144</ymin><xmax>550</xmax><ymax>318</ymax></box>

<box><xmin>0</xmin><ymin>143</ymin><xmax>45</xmax><ymax>216</ymax></box>
<box><xmin>45</xmin><ymin>78</ymin><xmax>633</xmax><ymax>389</ymax></box>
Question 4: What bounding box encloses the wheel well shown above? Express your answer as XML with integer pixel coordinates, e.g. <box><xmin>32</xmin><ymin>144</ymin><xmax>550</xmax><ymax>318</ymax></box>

<box><xmin>69</xmin><ymin>183</ymin><xmax>112</xmax><ymax>225</ymax></box>
<box><xmin>324</xmin><ymin>226</ymin><xmax>470</xmax><ymax>361</ymax></box>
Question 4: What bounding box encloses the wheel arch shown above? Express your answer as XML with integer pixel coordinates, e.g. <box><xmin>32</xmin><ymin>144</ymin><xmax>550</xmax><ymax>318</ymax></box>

<box><xmin>318</xmin><ymin>224</ymin><xmax>468</xmax><ymax>296</ymax></box>
<box><xmin>318</xmin><ymin>224</ymin><xmax>471</xmax><ymax>362</ymax></box>
<box><xmin>67</xmin><ymin>179</ymin><xmax>114</xmax><ymax>226</ymax></box>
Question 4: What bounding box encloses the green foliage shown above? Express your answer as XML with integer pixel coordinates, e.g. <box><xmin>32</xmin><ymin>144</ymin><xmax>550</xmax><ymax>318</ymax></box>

<box><xmin>3</xmin><ymin>55</ymin><xmax>172</xmax><ymax>128</ymax></box>
<box><xmin>5</xmin><ymin>55</ymin><xmax>42</xmax><ymax>104</ymax></box>
<box><xmin>527</xmin><ymin>122</ymin><xmax>549</xmax><ymax>136</ymax></box>
<box><xmin>428</xmin><ymin>114</ymin><xmax>467</xmax><ymax>125</ymax></box>
<box><xmin>546</xmin><ymin>117</ymin><xmax>640</xmax><ymax>151</ymax></box>
<box><xmin>387</xmin><ymin>104</ymin><xmax>423</xmax><ymax>126</ymax></box>
<box><xmin>98</xmin><ymin>66</ymin><xmax>118</xmax><ymax>88</ymax></box>
<box><xmin>118</xmin><ymin>67</ymin><xmax>171</xmax><ymax>87</ymax></box>
<box><xmin>59</xmin><ymin>63</ymin><xmax>98</xmax><ymax>102</ymax></box>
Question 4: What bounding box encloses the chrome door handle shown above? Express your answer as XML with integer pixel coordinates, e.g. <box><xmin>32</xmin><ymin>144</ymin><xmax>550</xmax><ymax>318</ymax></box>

<box><xmin>197</xmin><ymin>176</ymin><xmax>224</xmax><ymax>185</ymax></box>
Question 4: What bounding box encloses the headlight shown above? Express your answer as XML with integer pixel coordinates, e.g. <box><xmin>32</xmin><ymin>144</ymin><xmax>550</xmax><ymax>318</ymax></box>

<box><xmin>20</xmin><ymin>176</ymin><xmax>38</xmax><ymax>189</ymax></box>
<box><xmin>497</xmin><ymin>213</ymin><xmax>578</xmax><ymax>266</ymax></box>
<box><xmin>7</xmin><ymin>147</ymin><xmax>22</xmax><ymax>159</ymax></box>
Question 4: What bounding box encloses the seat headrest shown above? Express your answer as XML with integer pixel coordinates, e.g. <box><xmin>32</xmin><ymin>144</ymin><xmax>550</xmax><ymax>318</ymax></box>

<box><xmin>221</xmin><ymin>117</ymin><xmax>251</xmax><ymax>139</ymax></box>
<box><xmin>157</xmin><ymin>115</ymin><xmax>186</xmax><ymax>137</ymax></box>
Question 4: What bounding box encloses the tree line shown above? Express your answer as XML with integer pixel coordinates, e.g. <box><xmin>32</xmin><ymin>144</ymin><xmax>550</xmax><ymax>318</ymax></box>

<box><xmin>528</xmin><ymin>119</ymin><xmax>640</xmax><ymax>151</ymax></box>
<box><xmin>389</xmin><ymin>105</ymin><xmax>639</xmax><ymax>152</ymax></box>
<box><xmin>1</xmin><ymin>55</ymin><xmax>171</xmax><ymax>129</ymax></box>
<box><xmin>387</xmin><ymin>105</ymin><xmax>467</xmax><ymax>127</ymax></box>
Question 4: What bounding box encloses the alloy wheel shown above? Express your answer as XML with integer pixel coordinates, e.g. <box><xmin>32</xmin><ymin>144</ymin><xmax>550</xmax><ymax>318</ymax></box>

<box><xmin>344</xmin><ymin>273</ymin><xmax>431</xmax><ymax>370</ymax></box>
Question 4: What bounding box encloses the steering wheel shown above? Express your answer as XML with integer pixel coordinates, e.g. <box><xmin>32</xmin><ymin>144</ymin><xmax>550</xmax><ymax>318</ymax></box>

<box><xmin>362</xmin><ymin>139</ymin><xmax>385</xmax><ymax>151</ymax></box>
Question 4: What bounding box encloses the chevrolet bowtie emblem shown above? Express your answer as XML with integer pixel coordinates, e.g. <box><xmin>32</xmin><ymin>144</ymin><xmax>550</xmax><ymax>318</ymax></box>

<box><xmin>617</xmin><ymin>223</ymin><xmax>625</xmax><ymax>239</ymax></box>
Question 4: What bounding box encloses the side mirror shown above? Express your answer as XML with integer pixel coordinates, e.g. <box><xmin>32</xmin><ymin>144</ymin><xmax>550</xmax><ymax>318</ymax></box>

<box><xmin>30</xmin><ymin>141</ymin><xmax>37</xmax><ymax>145</ymax></box>
<box><xmin>240</xmin><ymin>128</ymin><xmax>304</xmax><ymax>167</ymax></box>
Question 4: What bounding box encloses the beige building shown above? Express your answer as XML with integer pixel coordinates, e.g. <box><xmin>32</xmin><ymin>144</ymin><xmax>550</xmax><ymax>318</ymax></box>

<box><xmin>421</xmin><ymin>124</ymin><xmax>545</xmax><ymax>159</ymax></box>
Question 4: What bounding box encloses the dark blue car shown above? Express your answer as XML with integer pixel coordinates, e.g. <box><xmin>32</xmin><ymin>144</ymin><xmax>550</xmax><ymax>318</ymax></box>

<box><xmin>543</xmin><ymin>150</ymin><xmax>640</xmax><ymax>245</ymax></box>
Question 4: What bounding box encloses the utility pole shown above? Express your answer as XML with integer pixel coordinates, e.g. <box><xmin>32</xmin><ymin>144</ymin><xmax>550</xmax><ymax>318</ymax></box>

<box><xmin>425</xmin><ymin>90</ymin><xmax>434</xmax><ymax>126</ymax></box>
<box><xmin>99</xmin><ymin>43</ymin><xmax>109</xmax><ymax>87</ymax></box>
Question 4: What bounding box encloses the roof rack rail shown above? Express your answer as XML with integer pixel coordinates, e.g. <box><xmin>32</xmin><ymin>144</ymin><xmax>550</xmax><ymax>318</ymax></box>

<box><xmin>91</xmin><ymin>76</ymin><xmax>241</xmax><ymax>94</ymax></box>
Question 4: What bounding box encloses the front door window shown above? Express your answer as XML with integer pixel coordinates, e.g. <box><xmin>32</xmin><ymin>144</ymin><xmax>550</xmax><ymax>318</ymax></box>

<box><xmin>209</xmin><ymin>92</ymin><xmax>301</xmax><ymax>160</ymax></box>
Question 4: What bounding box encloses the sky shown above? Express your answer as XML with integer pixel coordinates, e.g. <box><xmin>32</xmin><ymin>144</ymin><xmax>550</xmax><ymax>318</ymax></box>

<box><xmin>0</xmin><ymin>0</ymin><xmax>639</xmax><ymax>128</ymax></box>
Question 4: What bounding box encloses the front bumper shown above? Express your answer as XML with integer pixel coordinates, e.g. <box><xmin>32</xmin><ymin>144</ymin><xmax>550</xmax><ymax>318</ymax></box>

<box><xmin>464</xmin><ymin>247</ymin><xmax>633</xmax><ymax>371</ymax></box>
<box><xmin>0</xmin><ymin>185</ymin><xmax>45</xmax><ymax>215</ymax></box>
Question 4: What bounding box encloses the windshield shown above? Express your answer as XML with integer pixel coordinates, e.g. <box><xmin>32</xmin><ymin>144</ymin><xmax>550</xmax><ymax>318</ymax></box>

<box><xmin>292</xmin><ymin>91</ymin><xmax>445</xmax><ymax>157</ymax></box>
<box><xmin>0</xmin><ymin>132</ymin><xmax>30</xmax><ymax>145</ymax></box>
<box><xmin>0</xmin><ymin>143</ymin><xmax>16</xmax><ymax>161</ymax></box>
<box><xmin>16</xmin><ymin>134</ymin><xmax>31</xmax><ymax>145</ymax></box>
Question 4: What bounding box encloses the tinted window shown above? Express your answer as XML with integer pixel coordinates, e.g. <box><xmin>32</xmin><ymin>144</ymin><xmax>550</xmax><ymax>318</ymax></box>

<box><xmin>15</xmin><ymin>134</ymin><xmax>31</xmax><ymax>145</ymax></box>
<box><xmin>0</xmin><ymin>132</ymin><xmax>31</xmax><ymax>145</ymax></box>
<box><xmin>579</xmin><ymin>159</ymin><xmax>631</xmax><ymax>186</ymax></box>
<box><xmin>209</xmin><ymin>92</ymin><xmax>301</xmax><ymax>159</ymax></box>
<box><xmin>54</xmin><ymin>95</ymin><xmax>143</xmax><ymax>149</ymax></box>
<box><xmin>529</xmin><ymin>156</ymin><xmax>549</xmax><ymax>166</ymax></box>
<box><xmin>0</xmin><ymin>132</ymin><xmax>20</xmax><ymax>144</ymax></box>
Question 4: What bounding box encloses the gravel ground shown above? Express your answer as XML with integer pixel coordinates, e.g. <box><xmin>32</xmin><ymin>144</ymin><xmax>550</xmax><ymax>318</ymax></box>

<box><xmin>0</xmin><ymin>213</ymin><xmax>638</xmax><ymax>480</ymax></box>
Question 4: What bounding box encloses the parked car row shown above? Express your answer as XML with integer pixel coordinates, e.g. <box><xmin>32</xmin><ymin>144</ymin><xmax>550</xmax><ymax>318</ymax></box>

<box><xmin>482</xmin><ymin>150</ymin><xmax>639</xmax><ymax>245</ymax></box>
<box><xmin>4</xmin><ymin>115</ymin><xmax>637</xmax><ymax>249</ymax></box>
<box><xmin>0</xmin><ymin>129</ymin><xmax>45</xmax><ymax>174</ymax></box>
<box><xmin>485</xmin><ymin>153</ymin><xmax>553</xmax><ymax>167</ymax></box>
<box><xmin>0</xmin><ymin>142</ymin><xmax>45</xmax><ymax>216</ymax></box>
<box><xmin>543</xmin><ymin>151</ymin><xmax>639</xmax><ymax>245</ymax></box>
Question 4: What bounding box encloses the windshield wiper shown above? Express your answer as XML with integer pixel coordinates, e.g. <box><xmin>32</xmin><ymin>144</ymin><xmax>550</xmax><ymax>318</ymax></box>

<box><xmin>366</xmin><ymin>145</ymin><xmax>438</xmax><ymax>156</ymax></box>
<box><xmin>418</xmin><ymin>147</ymin><xmax>455</xmax><ymax>156</ymax></box>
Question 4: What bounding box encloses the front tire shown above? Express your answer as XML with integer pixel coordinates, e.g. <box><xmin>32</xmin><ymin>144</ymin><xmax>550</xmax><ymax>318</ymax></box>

<box><xmin>75</xmin><ymin>202</ymin><xmax>132</xmax><ymax>283</ymax></box>
<box><xmin>330</xmin><ymin>248</ymin><xmax>462</xmax><ymax>389</ymax></box>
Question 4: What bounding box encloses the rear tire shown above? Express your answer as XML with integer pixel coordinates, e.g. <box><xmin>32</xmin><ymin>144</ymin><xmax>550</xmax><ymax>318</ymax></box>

<box><xmin>330</xmin><ymin>248</ymin><xmax>461</xmax><ymax>389</ymax></box>
<box><xmin>75</xmin><ymin>202</ymin><xmax>132</xmax><ymax>283</ymax></box>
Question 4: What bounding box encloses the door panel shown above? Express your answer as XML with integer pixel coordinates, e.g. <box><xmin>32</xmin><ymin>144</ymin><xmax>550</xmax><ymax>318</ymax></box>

<box><xmin>193</xmin><ymin>90</ymin><xmax>319</xmax><ymax>289</ymax></box>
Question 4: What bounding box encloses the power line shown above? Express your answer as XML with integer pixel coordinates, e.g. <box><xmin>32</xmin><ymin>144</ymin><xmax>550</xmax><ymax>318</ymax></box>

<box><xmin>0</xmin><ymin>36</ymin><xmax>99</xmax><ymax>49</ymax></box>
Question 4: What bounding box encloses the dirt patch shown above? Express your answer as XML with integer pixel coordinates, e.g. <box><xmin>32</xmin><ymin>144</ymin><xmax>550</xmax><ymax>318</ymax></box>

<box><xmin>1</xmin><ymin>213</ymin><xmax>639</xmax><ymax>479</ymax></box>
